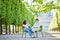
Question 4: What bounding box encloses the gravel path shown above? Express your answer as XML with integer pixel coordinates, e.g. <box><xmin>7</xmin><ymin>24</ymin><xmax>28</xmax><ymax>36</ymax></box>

<box><xmin>0</xmin><ymin>31</ymin><xmax>60</xmax><ymax>40</ymax></box>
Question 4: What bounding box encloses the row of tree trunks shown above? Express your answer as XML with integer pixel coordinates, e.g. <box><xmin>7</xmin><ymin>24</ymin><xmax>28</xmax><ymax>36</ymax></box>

<box><xmin>0</xmin><ymin>24</ymin><xmax>21</xmax><ymax>35</ymax></box>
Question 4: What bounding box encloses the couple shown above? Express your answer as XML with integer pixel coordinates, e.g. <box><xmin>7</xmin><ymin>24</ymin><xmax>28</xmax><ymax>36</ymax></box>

<box><xmin>23</xmin><ymin>18</ymin><xmax>40</xmax><ymax>38</ymax></box>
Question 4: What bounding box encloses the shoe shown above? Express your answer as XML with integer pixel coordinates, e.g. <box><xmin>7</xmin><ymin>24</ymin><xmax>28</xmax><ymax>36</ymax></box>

<box><xmin>31</xmin><ymin>36</ymin><xmax>35</xmax><ymax>38</ymax></box>
<box><xmin>32</xmin><ymin>36</ymin><xmax>35</xmax><ymax>38</ymax></box>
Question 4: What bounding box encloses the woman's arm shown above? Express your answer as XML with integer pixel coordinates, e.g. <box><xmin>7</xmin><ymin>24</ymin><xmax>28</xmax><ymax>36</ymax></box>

<box><xmin>23</xmin><ymin>24</ymin><xmax>29</xmax><ymax>28</ymax></box>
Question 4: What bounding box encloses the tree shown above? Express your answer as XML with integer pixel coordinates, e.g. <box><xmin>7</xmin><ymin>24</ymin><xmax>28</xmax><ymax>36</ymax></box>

<box><xmin>29</xmin><ymin>0</ymin><xmax>60</xmax><ymax>29</ymax></box>
<box><xmin>33</xmin><ymin>0</ymin><xmax>43</xmax><ymax>4</ymax></box>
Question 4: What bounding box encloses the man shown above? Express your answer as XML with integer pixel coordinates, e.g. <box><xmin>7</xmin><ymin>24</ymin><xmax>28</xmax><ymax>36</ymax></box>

<box><xmin>32</xmin><ymin>18</ymin><xmax>40</xmax><ymax>32</ymax></box>
<box><xmin>31</xmin><ymin>18</ymin><xmax>40</xmax><ymax>37</ymax></box>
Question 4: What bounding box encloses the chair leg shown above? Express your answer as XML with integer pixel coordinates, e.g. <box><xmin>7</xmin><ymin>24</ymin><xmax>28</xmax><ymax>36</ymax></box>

<box><xmin>22</xmin><ymin>32</ymin><xmax>26</xmax><ymax>38</ymax></box>
<box><xmin>35</xmin><ymin>32</ymin><xmax>38</xmax><ymax>38</ymax></box>
<box><xmin>22</xmin><ymin>32</ymin><xmax>23</xmax><ymax>38</ymax></box>
<box><xmin>41</xmin><ymin>31</ymin><xmax>44</xmax><ymax>37</ymax></box>
<box><xmin>25</xmin><ymin>32</ymin><xmax>26</xmax><ymax>38</ymax></box>
<box><xmin>22</xmin><ymin>32</ymin><xmax>24</xmax><ymax>38</ymax></box>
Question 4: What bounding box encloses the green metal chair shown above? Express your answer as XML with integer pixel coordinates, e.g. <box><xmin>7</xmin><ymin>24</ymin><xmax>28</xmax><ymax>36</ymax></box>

<box><xmin>22</xmin><ymin>25</ymin><xmax>43</xmax><ymax>38</ymax></box>
<box><xmin>22</xmin><ymin>26</ymin><xmax>26</xmax><ymax>38</ymax></box>
<box><xmin>35</xmin><ymin>25</ymin><xmax>43</xmax><ymax>38</ymax></box>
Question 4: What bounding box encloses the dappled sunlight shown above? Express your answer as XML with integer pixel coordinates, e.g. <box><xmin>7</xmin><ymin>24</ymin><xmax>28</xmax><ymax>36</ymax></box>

<box><xmin>47</xmin><ymin>31</ymin><xmax>60</xmax><ymax>39</ymax></box>
<box><xmin>49</xmin><ymin>10</ymin><xmax>58</xmax><ymax>30</ymax></box>
<box><xmin>51</xmin><ymin>34</ymin><xmax>60</xmax><ymax>39</ymax></box>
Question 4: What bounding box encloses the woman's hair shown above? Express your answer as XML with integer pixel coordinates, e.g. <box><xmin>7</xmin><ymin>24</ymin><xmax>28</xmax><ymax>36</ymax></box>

<box><xmin>23</xmin><ymin>20</ymin><xmax>27</xmax><ymax>25</ymax></box>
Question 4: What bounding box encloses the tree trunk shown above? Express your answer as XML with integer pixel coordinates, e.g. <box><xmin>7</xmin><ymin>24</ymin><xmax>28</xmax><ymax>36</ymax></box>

<box><xmin>56</xmin><ymin>9</ymin><xmax>60</xmax><ymax>28</ymax></box>
<box><xmin>15</xmin><ymin>25</ymin><xmax>16</xmax><ymax>33</ymax></box>
<box><xmin>58</xmin><ymin>24</ymin><xmax>60</xmax><ymax>28</ymax></box>
<box><xmin>18</xmin><ymin>25</ymin><xmax>19</xmax><ymax>33</ymax></box>
<box><xmin>13</xmin><ymin>25</ymin><xmax>14</xmax><ymax>33</ymax></box>
<box><xmin>9</xmin><ymin>25</ymin><xmax>11</xmax><ymax>34</ymax></box>
<box><xmin>0</xmin><ymin>24</ymin><xmax>2</xmax><ymax>34</ymax></box>
<box><xmin>5</xmin><ymin>24</ymin><xmax>7</xmax><ymax>34</ymax></box>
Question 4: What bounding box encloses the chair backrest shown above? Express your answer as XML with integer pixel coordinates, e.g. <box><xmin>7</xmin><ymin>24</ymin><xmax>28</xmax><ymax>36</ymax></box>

<box><xmin>35</xmin><ymin>25</ymin><xmax>43</xmax><ymax>32</ymax></box>
<box><xmin>39</xmin><ymin>25</ymin><xmax>43</xmax><ymax>31</ymax></box>
<box><xmin>22</xmin><ymin>26</ymin><xmax>25</xmax><ymax>32</ymax></box>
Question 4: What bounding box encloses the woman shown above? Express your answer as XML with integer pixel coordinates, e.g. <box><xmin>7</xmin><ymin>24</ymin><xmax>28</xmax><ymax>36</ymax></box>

<box><xmin>23</xmin><ymin>20</ymin><xmax>33</xmax><ymax>37</ymax></box>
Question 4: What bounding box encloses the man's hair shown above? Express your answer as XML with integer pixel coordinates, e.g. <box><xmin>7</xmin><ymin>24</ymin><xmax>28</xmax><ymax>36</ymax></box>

<box><xmin>36</xmin><ymin>18</ymin><xmax>39</xmax><ymax>21</ymax></box>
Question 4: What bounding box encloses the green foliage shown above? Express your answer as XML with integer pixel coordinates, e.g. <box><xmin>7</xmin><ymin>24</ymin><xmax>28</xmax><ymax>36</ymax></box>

<box><xmin>56</xmin><ymin>9</ymin><xmax>60</xmax><ymax>28</ymax></box>
<box><xmin>32</xmin><ymin>0</ymin><xmax>60</xmax><ymax>29</ymax></box>
<box><xmin>30</xmin><ymin>5</ymin><xmax>38</xmax><ymax>13</ymax></box>
<box><xmin>33</xmin><ymin>0</ymin><xmax>43</xmax><ymax>4</ymax></box>
<box><xmin>0</xmin><ymin>0</ymin><xmax>34</xmax><ymax>26</ymax></box>
<box><xmin>57</xmin><ymin>0</ymin><xmax>60</xmax><ymax>4</ymax></box>
<box><xmin>0</xmin><ymin>0</ymin><xmax>59</xmax><ymax>28</ymax></box>
<box><xmin>39</xmin><ymin>2</ymin><xmax>56</xmax><ymax>12</ymax></box>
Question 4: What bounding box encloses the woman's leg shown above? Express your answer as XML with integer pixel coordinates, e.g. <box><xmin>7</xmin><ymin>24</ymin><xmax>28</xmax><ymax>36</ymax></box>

<box><xmin>25</xmin><ymin>28</ymin><xmax>33</xmax><ymax>36</ymax></box>
<box><xmin>28</xmin><ymin>28</ymin><xmax>33</xmax><ymax>33</ymax></box>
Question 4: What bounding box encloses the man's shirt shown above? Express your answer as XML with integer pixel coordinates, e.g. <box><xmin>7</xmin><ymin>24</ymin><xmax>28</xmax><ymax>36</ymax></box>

<box><xmin>32</xmin><ymin>21</ymin><xmax>40</xmax><ymax>32</ymax></box>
